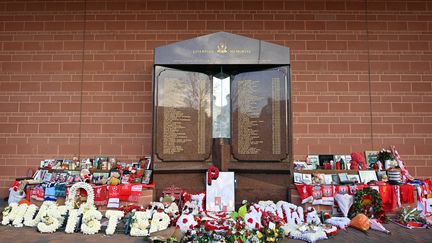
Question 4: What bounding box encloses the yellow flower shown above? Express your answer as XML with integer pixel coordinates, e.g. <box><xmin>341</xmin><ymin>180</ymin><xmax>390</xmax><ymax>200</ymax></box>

<box><xmin>257</xmin><ymin>231</ymin><xmax>263</xmax><ymax>238</ymax></box>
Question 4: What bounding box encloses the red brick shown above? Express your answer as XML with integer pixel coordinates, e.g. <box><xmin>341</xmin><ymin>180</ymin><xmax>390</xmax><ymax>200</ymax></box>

<box><xmin>0</xmin><ymin>103</ymin><xmax>19</xmax><ymax>112</ymax></box>
<box><xmin>124</xmin><ymin>103</ymin><xmax>144</xmax><ymax>112</ymax></box>
<box><xmin>39</xmin><ymin>124</ymin><xmax>59</xmax><ymax>133</ymax></box>
<box><xmin>307</xmin><ymin>103</ymin><xmax>328</xmax><ymax>112</ymax></box>
<box><xmin>103</xmin><ymin>82</ymin><xmax>123</xmax><ymax>91</ymax></box>
<box><xmin>264</xmin><ymin>1</ymin><xmax>284</xmax><ymax>10</ymax></box>
<box><xmin>329</xmin><ymin>103</ymin><xmax>349</xmax><ymax>112</ymax></box>
<box><xmin>122</xmin><ymin>144</ymin><xmax>143</xmax><ymax>155</ymax></box>
<box><xmin>40</xmin><ymin>103</ymin><xmax>60</xmax><ymax>112</ymax></box>
<box><xmin>350</xmin><ymin>124</ymin><xmax>371</xmax><ymax>134</ymax></box>
<box><xmin>0</xmin><ymin>82</ymin><xmax>18</xmax><ymax>91</ymax></box>
<box><xmin>392</xmin><ymin>103</ymin><xmax>412</xmax><ymax>112</ymax></box>
<box><xmin>37</xmin><ymin>144</ymin><xmax>58</xmax><ymax>154</ymax></box>
<box><xmin>59</xmin><ymin>124</ymin><xmax>79</xmax><ymax>133</ymax></box>
<box><xmin>350</xmin><ymin>103</ymin><xmax>370</xmax><ymax>112</ymax></box>
<box><xmin>2</xmin><ymin>62</ymin><xmax>22</xmax><ymax>72</ymax></box>
<box><xmin>61</xmin><ymin>103</ymin><xmax>80</xmax><ymax>112</ymax></box>
<box><xmin>101</xmin><ymin>144</ymin><xmax>121</xmax><ymax>155</ymax></box>
<box><xmin>17</xmin><ymin>124</ymin><xmax>37</xmax><ymax>133</ymax></box>
<box><xmin>80</xmin><ymin>124</ymin><xmax>101</xmax><ymax>133</ymax></box>
<box><xmin>19</xmin><ymin>103</ymin><xmax>39</xmax><ymax>112</ymax></box>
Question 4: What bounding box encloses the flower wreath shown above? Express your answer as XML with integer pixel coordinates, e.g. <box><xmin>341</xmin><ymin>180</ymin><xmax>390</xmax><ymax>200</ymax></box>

<box><xmin>349</xmin><ymin>187</ymin><xmax>382</xmax><ymax>219</ymax></box>
<box><xmin>66</xmin><ymin>182</ymin><xmax>95</xmax><ymax>209</ymax></box>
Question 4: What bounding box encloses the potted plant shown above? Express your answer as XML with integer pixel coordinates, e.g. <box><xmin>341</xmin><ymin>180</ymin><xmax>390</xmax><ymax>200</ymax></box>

<box><xmin>377</xmin><ymin>149</ymin><xmax>395</xmax><ymax>170</ymax></box>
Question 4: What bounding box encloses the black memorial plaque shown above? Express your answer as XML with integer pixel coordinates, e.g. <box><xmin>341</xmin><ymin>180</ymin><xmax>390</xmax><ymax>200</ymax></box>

<box><xmin>231</xmin><ymin>68</ymin><xmax>288</xmax><ymax>161</ymax></box>
<box><xmin>155</xmin><ymin>67</ymin><xmax>212</xmax><ymax>161</ymax></box>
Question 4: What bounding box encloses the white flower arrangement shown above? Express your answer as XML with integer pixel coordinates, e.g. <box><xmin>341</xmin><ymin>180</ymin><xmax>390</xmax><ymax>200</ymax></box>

<box><xmin>176</xmin><ymin>213</ymin><xmax>198</xmax><ymax>233</ymax></box>
<box><xmin>244</xmin><ymin>206</ymin><xmax>262</xmax><ymax>230</ymax></box>
<box><xmin>66</xmin><ymin>182</ymin><xmax>95</xmax><ymax>209</ymax></box>
<box><xmin>12</xmin><ymin>203</ymin><xmax>29</xmax><ymax>227</ymax></box>
<box><xmin>57</xmin><ymin>205</ymin><xmax>69</xmax><ymax>226</ymax></box>
<box><xmin>130</xmin><ymin>211</ymin><xmax>151</xmax><ymax>237</ymax></box>
<box><xmin>81</xmin><ymin>209</ymin><xmax>102</xmax><ymax>235</ymax></box>
<box><xmin>78</xmin><ymin>203</ymin><xmax>96</xmax><ymax>215</ymax></box>
<box><xmin>105</xmin><ymin>210</ymin><xmax>124</xmax><ymax>235</ymax></box>
<box><xmin>164</xmin><ymin>202</ymin><xmax>179</xmax><ymax>216</ymax></box>
<box><xmin>2</xmin><ymin>203</ymin><xmax>18</xmax><ymax>225</ymax></box>
<box><xmin>37</xmin><ymin>210</ymin><xmax>60</xmax><ymax>234</ymax></box>
<box><xmin>23</xmin><ymin>204</ymin><xmax>38</xmax><ymax>227</ymax></box>
<box><xmin>149</xmin><ymin>211</ymin><xmax>170</xmax><ymax>233</ymax></box>
<box><xmin>149</xmin><ymin>202</ymin><xmax>164</xmax><ymax>214</ymax></box>
<box><xmin>325</xmin><ymin>217</ymin><xmax>351</xmax><ymax>229</ymax></box>
<box><xmin>24</xmin><ymin>201</ymin><xmax>55</xmax><ymax>227</ymax></box>
<box><xmin>65</xmin><ymin>209</ymin><xmax>80</xmax><ymax>234</ymax></box>
<box><xmin>37</xmin><ymin>215</ymin><xmax>59</xmax><ymax>233</ymax></box>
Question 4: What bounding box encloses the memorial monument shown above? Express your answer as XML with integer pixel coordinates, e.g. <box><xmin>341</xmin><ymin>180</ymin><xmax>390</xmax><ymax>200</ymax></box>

<box><xmin>152</xmin><ymin>32</ymin><xmax>292</xmax><ymax>204</ymax></box>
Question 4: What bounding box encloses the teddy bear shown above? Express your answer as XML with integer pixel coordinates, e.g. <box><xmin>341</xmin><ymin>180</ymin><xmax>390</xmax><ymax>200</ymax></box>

<box><xmin>80</xmin><ymin>169</ymin><xmax>91</xmax><ymax>183</ymax></box>
<box><xmin>108</xmin><ymin>171</ymin><xmax>121</xmax><ymax>186</ymax></box>
<box><xmin>350</xmin><ymin>152</ymin><xmax>367</xmax><ymax>170</ymax></box>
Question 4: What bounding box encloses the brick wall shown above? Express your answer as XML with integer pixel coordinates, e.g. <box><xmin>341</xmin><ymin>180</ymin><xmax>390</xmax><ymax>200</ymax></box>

<box><xmin>0</xmin><ymin>0</ymin><xmax>431</xmax><ymax>198</ymax></box>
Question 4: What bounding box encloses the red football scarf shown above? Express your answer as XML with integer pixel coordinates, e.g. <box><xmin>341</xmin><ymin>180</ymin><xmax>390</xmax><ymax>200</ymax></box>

<box><xmin>295</xmin><ymin>184</ymin><xmax>313</xmax><ymax>204</ymax></box>
<box><xmin>93</xmin><ymin>185</ymin><xmax>107</xmax><ymax>206</ymax></box>
<box><xmin>380</xmin><ymin>185</ymin><xmax>397</xmax><ymax>212</ymax></box>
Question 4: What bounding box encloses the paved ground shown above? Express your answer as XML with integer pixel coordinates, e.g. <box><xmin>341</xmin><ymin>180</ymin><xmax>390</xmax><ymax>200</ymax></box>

<box><xmin>1</xmin><ymin>200</ymin><xmax>431</xmax><ymax>243</ymax></box>
<box><xmin>1</xmin><ymin>221</ymin><xmax>431</xmax><ymax>243</ymax></box>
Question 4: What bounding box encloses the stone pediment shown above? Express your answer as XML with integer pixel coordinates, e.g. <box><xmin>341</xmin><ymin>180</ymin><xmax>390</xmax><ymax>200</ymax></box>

<box><xmin>154</xmin><ymin>32</ymin><xmax>290</xmax><ymax>65</ymax></box>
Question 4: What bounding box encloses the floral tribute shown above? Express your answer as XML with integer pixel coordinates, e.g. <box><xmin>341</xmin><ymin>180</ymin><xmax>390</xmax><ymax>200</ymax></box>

<box><xmin>349</xmin><ymin>187</ymin><xmax>387</xmax><ymax>222</ymax></box>
<box><xmin>2</xmin><ymin>192</ymin><xmax>345</xmax><ymax>243</ymax></box>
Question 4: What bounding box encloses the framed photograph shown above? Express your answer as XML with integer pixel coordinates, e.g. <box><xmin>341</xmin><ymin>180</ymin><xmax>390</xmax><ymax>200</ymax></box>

<box><xmin>302</xmin><ymin>174</ymin><xmax>312</xmax><ymax>185</ymax></box>
<box><xmin>347</xmin><ymin>174</ymin><xmax>360</xmax><ymax>183</ymax></box>
<box><xmin>92</xmin><ymin>172</ymin><xmax>109</xmax><ymax>184</ymax></box>
<box><xmin>338</xmin><ymin>173</ymin><xmax>349</xmax><ymax>183</ymax></box>
<box><xmin>141</xmin><ymin>169</ymin><xmax>152</xmax><ymax>184</ymax></box>
<box><xmin>121</xmin><ymin>172</ymin><xmax>130</xmax><ymax>184</ymax></box>
<box><xmin>331</xmin><ymin>174</ymin><xmax>340</xmax><ymax>185</ymax></box>
<box><xmin>359</xmin><ymin>170</ymin><xmax>378</xmax><ymax>184</ymax></box>
<box><xmin>365</xmin><ymin>151</ymin><xmax>379</xmax><ymax>166</ymax></box>
<box><xmin>293</xmin><ymin>161</ymin><xmax>307</xmax><ymax>171</ymax></box>
<box><xmin>324</xmin><ymin>174</ymin><xmax>333</xmax><ymax>185</ymax></box>
<box><xmin>377</xmin><ymin>171</ymin><xmax>388</xmax><ymax>181</ymax></box>
<box><xmin>319</xmin><ymin>154</ymin><xmax>335</xmax><ymax>167</ymax></box>
<box><xmin>293</xmin><ymin>172</ymin><xmax>303</xmax><ymax>183</ymax></box>
<box><xmin>307</xmin><ymin>155</ymin><xmax>319</xmax><ymax>170</ymax></box>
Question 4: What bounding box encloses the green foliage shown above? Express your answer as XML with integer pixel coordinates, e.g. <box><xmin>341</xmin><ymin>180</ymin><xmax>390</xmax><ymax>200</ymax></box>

<box><xmin>349</xmin><ymin>187</ymin><xmax>382</xmax><ymax>219</ymax></box>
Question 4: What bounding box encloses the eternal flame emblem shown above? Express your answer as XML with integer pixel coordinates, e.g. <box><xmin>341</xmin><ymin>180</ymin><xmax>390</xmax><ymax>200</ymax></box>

<box><xmin>217</xmin><ymin>42</ymin><xmax>228</xmax><ymax>54</ymax></box>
